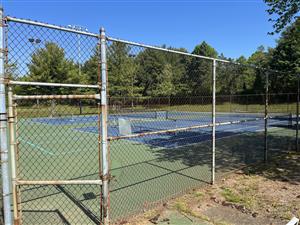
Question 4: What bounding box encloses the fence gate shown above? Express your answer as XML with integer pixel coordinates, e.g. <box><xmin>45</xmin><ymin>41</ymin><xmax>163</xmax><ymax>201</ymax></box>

<box><xmin>5</xmin><ymin>14</ymin><xmax>109</xmax><ymax>225</ymax></box>
<box><xmin>8</xmin><ymin>90</ymin><xmax>104</xmax><ymax>224</ymax></box>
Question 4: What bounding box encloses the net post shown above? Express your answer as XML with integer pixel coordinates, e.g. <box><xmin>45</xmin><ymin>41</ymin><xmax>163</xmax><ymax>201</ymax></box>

<box><xmin>100</xmin><ymin>27</ymin><xmax>110</xmax><ymax>225</ymax></box>
<box><xmin>264</xmin><ymin>70</ymin><xmax>269</xmax><ymax>163</ymax></box>
<box><xmin>296</xmin><ymin>73</ymin><xmax>299</xmax><ymax>152</ymax></box>
<box><xmin>0</xmin><ymin>7</ymin><xmax>13</xmax><ymax>225</ymax></box>
<box><xmin>7</xmin><ymin>86</ymin><xmax>20</xmax><ymax>224</ymax></box>
<box><xmin>211</xmin><ymin>59</ymin><xmax>216</xmax><ymax>185</ymax></box>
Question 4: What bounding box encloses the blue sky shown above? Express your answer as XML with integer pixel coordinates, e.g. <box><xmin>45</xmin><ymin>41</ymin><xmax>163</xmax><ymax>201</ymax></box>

<box><xmin>2</xmin><ymin>0</ymin><xmax>281</xmax><ymax>58</ymax></box>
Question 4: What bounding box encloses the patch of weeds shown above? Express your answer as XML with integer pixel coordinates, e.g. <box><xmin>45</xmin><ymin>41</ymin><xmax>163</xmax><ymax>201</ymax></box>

<box><xmin>214</xmin><ymin>221</ymin><xmax>233</xmax><ymax>225</ymax></box>
<box><xmin>221</xmin><ymin>188</ymin><xmax>243</xmax><ymax>204</ymax></box>
<box><xmin>281</xmin><ymin>211</ymin><xmax>293</xmax><ymax>220</ymax></box>
<box><xmin>221</xmin><ymin>186</ymin><xmax>256</xmax><ymax>210</ymax></box>
<box><xmin>194</xmin><ymin>191</ymin><xmax>204</xmax><ymax>199</ymax></box>
<box><xmin>174</xmin><ymin>201</ymin><xmax>190</xmax><ymax>214</ymax></box>
<box><xmin>143</xmin><ymin>209</ymin><xmax>160</xmax><ymax>220</ymax></box>
<box><xmin>173</xmin><ymin>200</ymin><xmax>211</xmax><ymax>222</ymax></box>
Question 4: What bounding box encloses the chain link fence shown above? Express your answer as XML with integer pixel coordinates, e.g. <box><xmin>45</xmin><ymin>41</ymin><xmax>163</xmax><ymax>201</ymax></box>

<box><xmin>0</xmin><ymin>14</ymin><xmax>299</xmax><ymax>225</ymax></box>
<box><xmin>106</xmin><ymin>40</ymin><xmax>214</xmax><ymax>220</ymax></box>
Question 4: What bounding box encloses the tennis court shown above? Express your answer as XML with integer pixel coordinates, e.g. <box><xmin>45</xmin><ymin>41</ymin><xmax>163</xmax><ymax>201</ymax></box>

<box><xmin>3</xmin><ymin>15</ymin><xmax>299</xmax><ymax>225</ymax></box>
<box><xmin>16</xmin><ymin>109</ymin><xmax>295</xmax><ymax>223</ymax></box>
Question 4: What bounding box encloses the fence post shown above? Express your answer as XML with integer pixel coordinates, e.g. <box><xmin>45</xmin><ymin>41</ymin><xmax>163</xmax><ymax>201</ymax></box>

<box><xmin>296</xmin><ymin>74</ymin><xmax>299</xmax><ymax>151</ymax></box>
<box><xmin>287</xmin><ymin>93</ymin><xmax>290</xmax><ymax>113</ymax></box>
<box><xmin>100</xmin><ymin>27</ymin><xmax>110</xmax><ymax>225</ymax></box>
<box><xmin>246</xmin><ymin>95</ymin><xmax>248</xmax><ymax>112</ymax></box>
<box><xmin>0</xmin><ymin>7</ymin><xmax>13</xmax><ymax>225</ymax></box>
<box><xmin>8</xmin><ymin>87</ymin><xmax>20</xmax><ymax>224</ymax></box>
<box><xmin>211</xmin><ymin>60</ymin><xmax>216</xmax><ymax>184</ymax></box>
<box><xmin>264</xmin><ymin>71</ymin><xmax>269</xmax><ymax>163</ymax></box>
<box><xmin>229</xmin><ymin>94</ymin><xmax>232</xmax><ymax>112</ymax></box>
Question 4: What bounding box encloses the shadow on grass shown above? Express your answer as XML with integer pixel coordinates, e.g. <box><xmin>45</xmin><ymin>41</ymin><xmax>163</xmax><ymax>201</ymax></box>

<box><xmin>21</xmin><ymin>209</ymin><xmax>71</xmax><ymax>225</ymax></box>
<box><xmin>242</xmin><ymin>151</ymin><xmax>300</xmax><ymax>184</ymax></box>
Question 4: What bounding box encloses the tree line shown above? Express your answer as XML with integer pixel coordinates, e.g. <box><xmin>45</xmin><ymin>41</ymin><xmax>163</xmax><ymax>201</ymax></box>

<box><xmin>11</xmin><ymin>17</ymin><xmax>300</xmax><ymax>97</ymax></box>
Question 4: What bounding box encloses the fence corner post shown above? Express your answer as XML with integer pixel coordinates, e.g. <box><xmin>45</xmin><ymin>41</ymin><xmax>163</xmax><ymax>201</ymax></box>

<box><xmin>211</xmin><ymin>59</ymin><xmax>216</xmax><ymax>184</ymax></box>
<box><xmin>0</xmin><ymin>6</ymin><xmax>13</xmax><ymax>225</ymax></box>
<box><xmin>100</xmin><ymin>27</ymin><xmax>110</xmax><ymax>225</ymax></box>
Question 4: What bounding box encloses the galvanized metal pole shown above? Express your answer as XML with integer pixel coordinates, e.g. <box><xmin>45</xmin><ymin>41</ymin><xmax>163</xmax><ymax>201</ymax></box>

<box><xmin>211</xmin><ymin>60</ymin><xmax>216</xmax><ymax>184</ymax></box>
<box><xmin>100</xmin><ymin>27</ymin><xmax>109</xmax><ymax>225</ymax></box>
<box><xmin>264</xmin><ymin>71</ymin><xmax>269</xmax><ymax>163</ymax></box>
<box><xmin>0</xmin><ymin>7</ymin><xmax>13</xmax><ymax>225</ymax></box>
<box><xmin>296</xmin><ymin>73</ymin><xmax>299</xmax><ymax>151</ymax></box>
<box><xmin>8</xmin><ymin>87</ymin><xmax>19</xmax><ymax>224</ymax></box>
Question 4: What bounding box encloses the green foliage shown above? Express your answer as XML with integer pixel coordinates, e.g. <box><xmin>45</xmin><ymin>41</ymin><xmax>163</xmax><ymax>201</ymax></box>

<box><xmin>21</xmin><ymin>17</ymin><xmax>299</xmax><ymax>98</ymax></box>
<box><xmin>135</xmin><ymin>48</ymin><xmax>165</xmax><ymax>96</ymax></box>
<box><xmin>269</xmin><ymin>17</ymin><xmax>300</xmax><ymax>93</ymax></box>
<box><xmin>81</xmin><ymin>48</ymin><xmax>99</xmax><ymax>84</ymax></box>
<box><xmin>152</xmin><ymin>63</ymin><xmax>175</xmax><ymax>96</ymax></box>
<box><xmin>187</xmin><ymin>42</ymin><xmax>218</xmax><ymax>95</ymax></box>
<box><xmin>221</xmin><ymin>188</ymin><xmax>242</xmax><ymax>203</ymax></box>
<box><xmin>107</xmin><ymin>42</ymin><xmax>142</xmax><ymax>97</ymax></box>
<box><xmin>22</xmin><ymin>42</ymin><xmax>82</xmax><ymax>94</ymax></box>
<box><xmin>247</xmin><ymin>46</ymin><xmax>271</xmax><ymax>94</ymax></box>
<box><xmin>264</xmin><ymin>0</ymin><xmax>300</xmax><ymax>34</ymax></box>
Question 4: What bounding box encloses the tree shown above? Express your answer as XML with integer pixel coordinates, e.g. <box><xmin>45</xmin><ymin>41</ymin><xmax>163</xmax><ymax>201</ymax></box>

<box><xmin>247</xmin><ymin>46</ymin><xmax>271</xmax><ymax>94</ymax></box>
<box><xmin>217</xmin><ymin>56</ymin><xmax>252</xmax><ymax>95</ymax></box>
<box><xmin>264</xmin><ymin>0</ymin><xmax>300</xmax><ymax>34</ymax></box>
<box><xmin>187</xmin><ymin>41</ymin><xmax>218</xmax><ymax>95</ymax></box>
<box><xmin>25</xmin><ymin>42</ymin><xmax>81</xmax><ymax>94</ymax></box>
<box><xmin>160</xmin><ymin>46</ymin><xmax>190</xmax><ymax>96</ymax></box>
<box><xmin>81</xmin><ymin>47</ymin><xmax>99</xmax><ymax>84</ymax></box>
<box><xmin>152</xmin><ymin>63</ymin><xmax>175</xmax><ymax>96</ymax></box>
<box><xmin>106</xmin><ymin>42</ymin><xmax>141</xmax><ymax>97</ymax></box>
<box><xmin>135</xmin><ymin>48</ymin><xmax>166</xmax><ymax>96</ymax></box>
<box><xmin>268</xmin><ymin>17</ymin><xmax>300</xmax><ymax>93</ymax></box>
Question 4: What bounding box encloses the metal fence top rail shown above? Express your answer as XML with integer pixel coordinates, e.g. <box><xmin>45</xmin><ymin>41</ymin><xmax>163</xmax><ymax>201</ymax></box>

<box><xmin>5</xmin><ymin>16</ymin><xmax>99</xmax><ymax>38</ymax></box>
<box><xmin>5</xmin><ymin>15</ymin><xmax>286</xmax><ymax>74</ymax></box>
<box><xmin>107</xmin><ymin>36</ymin><xmax>281</xmax><ymax>73</ymax></box>
<box><xmin>8</xmin><ymin>80</ymin><xmax>99</xmax><ymax>89</ymax></box>
<box><xmin>107</xmin><ymin>36</ymin><xmax>232</xmax><ymax>64</ymax></box>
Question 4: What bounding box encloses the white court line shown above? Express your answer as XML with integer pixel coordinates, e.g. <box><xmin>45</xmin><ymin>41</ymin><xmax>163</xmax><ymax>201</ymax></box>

<box><xmin>19</xmin><ymin>138</ymin><xmax>54</xmax><ymax>155</ymax></box>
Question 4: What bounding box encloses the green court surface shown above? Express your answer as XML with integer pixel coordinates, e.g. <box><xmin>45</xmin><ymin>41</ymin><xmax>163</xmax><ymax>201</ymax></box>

<box><xmin>15</xmin><ymin>113</ymin><xmax>296</xmax><ymax>224</ymax></box>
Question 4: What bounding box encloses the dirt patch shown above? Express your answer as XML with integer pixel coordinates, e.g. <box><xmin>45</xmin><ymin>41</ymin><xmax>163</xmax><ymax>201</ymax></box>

<box><xmin>114</xmin><ymin>152</ymin><xmax>300</xmax><ymax>225</ymax></box>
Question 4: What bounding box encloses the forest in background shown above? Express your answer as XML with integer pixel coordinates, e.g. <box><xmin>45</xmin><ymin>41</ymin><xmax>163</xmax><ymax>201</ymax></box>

<box><xmin>8</xmin><ymin>16</ymin><xmax>300</xmax><ymax>98</ymax></box>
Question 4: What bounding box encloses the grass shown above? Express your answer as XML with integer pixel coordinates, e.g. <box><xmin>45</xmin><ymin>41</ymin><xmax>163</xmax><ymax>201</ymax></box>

<box><xmin>173</xmin><ymin>200</ymin><xmax>210</xmax><ymax>222</ymax></box>
<box><xmin>221</xmin><ymin>188</ymin><xmax>244</xmax><ymax>204</ymax></box>
<box><xmin>16</xmin><ymin>101</ymin><xmax>296</xmax><ymax>119</ymax></box>
<box><xmin>173</xmin><ymin>198</ymin><xmax>233</xmax><ymax>225</ymax></box>
<box><xmin>194</xmin><ymin>191</ymin><xmax>205</xmax><ymax>200</ymax></box>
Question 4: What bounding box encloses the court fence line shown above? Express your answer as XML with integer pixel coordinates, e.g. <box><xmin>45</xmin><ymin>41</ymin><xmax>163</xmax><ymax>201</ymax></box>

<box><xmin>1</xmin><ymin>12</ymin><xmax>299</xmax><ymax>225</ymax></box>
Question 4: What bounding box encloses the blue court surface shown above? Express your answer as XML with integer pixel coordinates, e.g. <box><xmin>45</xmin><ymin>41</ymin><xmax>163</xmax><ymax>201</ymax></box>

<box><xmin>30</xmin><ymin>111</ymin><xmax>292</xmax><ymax>149</ymax></box>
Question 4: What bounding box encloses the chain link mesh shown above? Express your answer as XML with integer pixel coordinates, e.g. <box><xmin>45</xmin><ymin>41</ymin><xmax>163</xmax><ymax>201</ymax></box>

<box><xmin>14</xmin><ymin>96</ymin><xmax>102</xmax><ymax>224</ymax></box>
<box><xmin>2</xmin><ymin>17</ymin><xmax>298</xmax><ymax>225</ymax></box>
<box><xmin>106</xmin><ymin>40</ymin><xmax>214</xmax><ymax>221</ymax></box>
<box><xmin>6</xmin><ymin>19</ymin><xmax>99</xmax><ymax>85</ymax></box>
